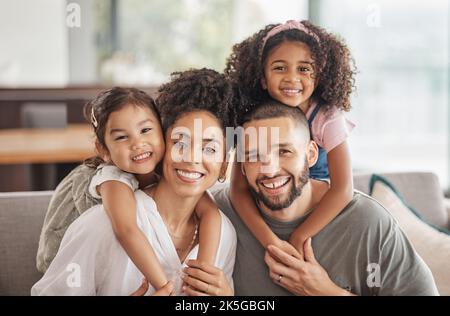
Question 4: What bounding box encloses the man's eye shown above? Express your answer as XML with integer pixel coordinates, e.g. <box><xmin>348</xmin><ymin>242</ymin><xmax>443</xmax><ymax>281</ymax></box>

<box><xmin>141</xmin><ymin>127</ymin><xmax>152</xmax><ymax>133</ymax></box>
<box><xmin>114</xmin><ymin>135</ymin><xmax>127</xmax><ymax>141</ymax></box>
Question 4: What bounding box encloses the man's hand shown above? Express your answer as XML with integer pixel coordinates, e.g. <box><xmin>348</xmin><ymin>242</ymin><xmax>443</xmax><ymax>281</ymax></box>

<box><xmin>130</xmin><ymin>279</ymin><xmax>174</xmax><ymax>296</ymax></box>
<box><xmin>265</xmin><ymin>238</ymin><xmax>353</xmax><ymax>296</ymax></box>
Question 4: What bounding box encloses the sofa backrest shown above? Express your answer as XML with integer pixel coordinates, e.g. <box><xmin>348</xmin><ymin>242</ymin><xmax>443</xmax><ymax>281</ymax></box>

<box><xmin>0</xmin><ymin>172</ymin><xmax>447</xmax><ymax>295</ymax></box>
<box><xmin>0</xmin><ymin>191</ymin><xmax>51</xmax><ymax>296</ymax></box>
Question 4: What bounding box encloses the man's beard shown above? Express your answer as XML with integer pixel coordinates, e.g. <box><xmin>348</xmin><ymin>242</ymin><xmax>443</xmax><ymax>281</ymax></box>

<box><xmin>248</xmin><ymin>159</ymin><xmax>310</xmax><ymax>211</ymax></box>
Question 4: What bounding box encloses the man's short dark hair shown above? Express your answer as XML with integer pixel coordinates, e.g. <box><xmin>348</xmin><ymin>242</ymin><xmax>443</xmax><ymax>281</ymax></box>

<box><xmin>240</xmin><ymin>99</ymin><xmax>310</xmax><ymax>139</ymax></box>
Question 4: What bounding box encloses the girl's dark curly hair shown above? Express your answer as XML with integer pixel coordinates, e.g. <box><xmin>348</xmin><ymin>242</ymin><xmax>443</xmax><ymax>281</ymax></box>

<box><xmin>225</xmin><ymin>20</ymin><xmax>356</xmax><ymax>115</ymax></box>
<box><xmin>156</xmin><ymin>68</ymin><xmax>236</xmax><ymax>134</ymax></box>
<box><xmin>83</xmin><ymin>87</ymin><xmax>160</xmax><ymax>167</ymax></box>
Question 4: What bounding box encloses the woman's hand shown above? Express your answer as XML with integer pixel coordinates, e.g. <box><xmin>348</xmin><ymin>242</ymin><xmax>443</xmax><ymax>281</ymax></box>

<box><xmin>265</xmin><ymin>238</ymin><xmax>353</xmax><ymax>296</ymax></box>
<box><xmin>130</xmin><ymin>279</ymin><xmax>174</xmax><ymax>296</ymax></box>
<box><xmin>182</xmin><ymin>260</ymin><xmax>233</xmax><ymax>296</ymax></box>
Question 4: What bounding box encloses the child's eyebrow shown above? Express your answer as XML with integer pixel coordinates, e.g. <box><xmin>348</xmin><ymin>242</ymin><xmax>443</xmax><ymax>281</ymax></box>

<box><xmin>110</xmin><ymin>128</ymin><xmax>125</xmax><ymax>134</ymax></box>
<box><xmin>271</xmin><ymin>59</ymin><xmax>314</xmax><ymax>65</ymax></box>
<box><xmin>138</xmin><ymin>118</ymin><xmax>155</xmax><ymax>125</ymax></box>
<box><xmin>271</xmin><ymin>60</ymin><xmax>287</xmax><ymax>65</ymax></box>
<box><xmin>109</xmin><ymin>119</ymin><xmax>155</xmax><ymax>134</ymax></box>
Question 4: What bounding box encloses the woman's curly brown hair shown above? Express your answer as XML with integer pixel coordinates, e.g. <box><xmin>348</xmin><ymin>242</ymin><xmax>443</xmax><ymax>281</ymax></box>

<box><xmin>156</xmin><ymin>68</ymin><xmax>236</xmax><ymax>133</ymax></box>
<box><xmin>225</xmin><ymin>20</ymin><xmax>356</xmax><ymax>116</ymax></box>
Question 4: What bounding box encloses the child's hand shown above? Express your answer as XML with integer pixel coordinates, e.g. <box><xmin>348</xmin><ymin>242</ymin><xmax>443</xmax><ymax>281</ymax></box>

<box><xmin>130</xmin><ymin>278</ymin><xmax>174</xmax><ymax>296</ymax></box>
<box><xmin>152</xmin><ymin>281</ymin><xmax>174</xmax><ymax>296</ymax></box>
<box><xmin>289</xmin><ymin>231</ymin><xmax>309</xmax><ymax>258</ymax></box>
<box><xmin>272</xmin><ymin>238</ymin><xmax>301</xmax><ymax>260</ymax></box>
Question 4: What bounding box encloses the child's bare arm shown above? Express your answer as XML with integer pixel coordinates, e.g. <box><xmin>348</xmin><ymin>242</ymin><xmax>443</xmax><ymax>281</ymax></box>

<box><xmin>230</xmin><ymin>162</ymin><xmax>280</xmax><ymax>248</ymax></box>
<box><xmin>195</xmin><ymin>192</ymin><xmax>221</xmax><ymax>265</ymax></box>
<box><xmin>98</xmin><ymin>181</ymin><xmax>169</xmax><ymax>290</ymax></box>
<box><xmin>290</xmin><ymin>141</ymin><xmax>354</xmax><ymax>252</ymax></box>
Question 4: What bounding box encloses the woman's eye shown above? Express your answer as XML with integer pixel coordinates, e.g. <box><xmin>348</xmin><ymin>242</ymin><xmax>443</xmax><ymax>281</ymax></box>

<box><xmin>141</xmin><ymin>127</ymin><xmax>152</xmax><ymax>133</ymax></box>
<box><xmin>174</xmin><ymin>141</ymin><xmax>187</xmax><ymax>150</ymax></box>
<box><xmin>204</xmin><ymin>147</ymin><xmax>216</xmax><ymax>155</ymax></box>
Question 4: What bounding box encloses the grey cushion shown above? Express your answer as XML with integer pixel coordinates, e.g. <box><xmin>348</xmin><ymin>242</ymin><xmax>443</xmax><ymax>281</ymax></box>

<box><xmin>354</xmin><ymin>172</ymin><xmax>448</xmax><ymax>229</ymax></box>
<box><xmin>0</xmin><ymin>191</ymin><xmax>51</xmax><ymax>295</ymax></box>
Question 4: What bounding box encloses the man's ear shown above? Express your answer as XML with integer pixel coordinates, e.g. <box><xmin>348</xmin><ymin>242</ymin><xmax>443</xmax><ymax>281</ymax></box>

<box><xmin>95</xmin><ymin>140</ymin><xmax>110</xmax><ymax>163</ymax></box>
<box><xmin>240</xmin><ymin>162</ymin><xmax>246</xmax><ymax>176</ymax></box>
<box><xmin>261</xmin><ymin>77</ymin><xmax>267</xmax><ymax>90</ymax></box>
<box><xmin>306</xmin><ymin>140</ymin><xmax>319</xmax><ymax>168</ymax></box>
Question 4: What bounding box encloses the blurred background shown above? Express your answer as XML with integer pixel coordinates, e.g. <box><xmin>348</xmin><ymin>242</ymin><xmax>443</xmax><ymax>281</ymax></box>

<box><xmin>0</xmin><ymin>0</ymin><xmax>448</xmax><ymax>193</ymax></box>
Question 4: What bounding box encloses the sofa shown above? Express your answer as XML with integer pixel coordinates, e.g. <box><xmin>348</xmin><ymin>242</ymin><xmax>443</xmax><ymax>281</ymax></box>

<box><xmin>1</xmin><ymin>172</ymin><xmax>449</xmax><ymax>296</ymax></box>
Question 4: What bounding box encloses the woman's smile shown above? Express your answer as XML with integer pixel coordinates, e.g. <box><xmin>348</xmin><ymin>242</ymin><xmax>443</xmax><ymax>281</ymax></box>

<box><xmin>175</xmin><ymin>168</ymin><xmax>206</xmax><ymax>183</ymax></box>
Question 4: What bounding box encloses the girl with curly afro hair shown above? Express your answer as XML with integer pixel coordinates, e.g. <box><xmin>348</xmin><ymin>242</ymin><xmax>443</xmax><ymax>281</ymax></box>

<box><xmin>225</xmin><ymin>20</ymin><xmax>357</xmax><ymax>258</ymax></box>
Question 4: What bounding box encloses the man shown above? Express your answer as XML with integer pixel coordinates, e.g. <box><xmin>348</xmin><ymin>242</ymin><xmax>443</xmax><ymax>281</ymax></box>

<box><xmin>211</xmin><ymin>100</ymin><xmax>438</xmax><ymax>296</ymax></box>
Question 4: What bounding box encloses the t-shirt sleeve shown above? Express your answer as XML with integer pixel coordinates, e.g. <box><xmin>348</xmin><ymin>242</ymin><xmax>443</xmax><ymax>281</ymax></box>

<box><xmin>311</xmin><ymin>108</ymin><xmax>355</xmax><ymax>153</ymax></box>
<box><xmin>88</xmin><ymin>165</ymin><xmax>139</xmax><ymax>199</ymax></box>
<box><xmin>377</xmin><ymin>224</ymin><xmax>439</xmax><ymax>296</ymax></box>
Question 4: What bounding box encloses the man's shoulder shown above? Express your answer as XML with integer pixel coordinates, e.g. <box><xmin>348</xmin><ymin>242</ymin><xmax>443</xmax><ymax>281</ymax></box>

<box><xmin>210</xmin><ymin>183</ymin><xmax>233</xmax><ymax>214</ymax></box>
<box><xmin>341</xmin><ymin>191</ymin><xmax>397</xmax><ymax>231</ymax></box>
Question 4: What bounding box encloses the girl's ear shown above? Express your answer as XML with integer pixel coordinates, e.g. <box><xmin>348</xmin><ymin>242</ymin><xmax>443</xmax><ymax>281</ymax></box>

<box><xmin>261</xmin><ymin>77</ymin><xmax>268</xmax><ymax>90</ymax></box>
<box><xmin>307</xmin><ymin>140</ymin><xmax>319</xmax><ymax>168</ymax></box>
<box><xmin>95</xmin><ymin>140</ymin><xmax>110</xmax><ymax>163</ymax></box>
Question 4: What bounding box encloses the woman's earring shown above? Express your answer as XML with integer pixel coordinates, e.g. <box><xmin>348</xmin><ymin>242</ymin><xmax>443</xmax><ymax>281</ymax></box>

<box><xmin>218</xmin><ymin>175</ymin><xmax>226</xmax><ymax>183</ymax></box>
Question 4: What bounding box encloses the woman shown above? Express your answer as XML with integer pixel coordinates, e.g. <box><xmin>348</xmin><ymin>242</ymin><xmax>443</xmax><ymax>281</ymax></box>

<box><xmin>31</xmin><ymin>69</ymin><xmax>236</xmax><ymax>296</ymax></box>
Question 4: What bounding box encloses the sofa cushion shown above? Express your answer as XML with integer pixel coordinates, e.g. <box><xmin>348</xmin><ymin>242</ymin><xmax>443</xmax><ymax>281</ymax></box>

<box><xmin>370</xmin><ymin>175</ymin><xmax>450</xmax><ymax>295</ymax></box>
<box><xmin>0</xmin><ymin>191</ymin><xmax>51</xmax><ymax>295</ymax></box>
<box><xmin>354</xmin><ymin>172</ymin><xmax>448</xmax><ymax>229</ymax></box>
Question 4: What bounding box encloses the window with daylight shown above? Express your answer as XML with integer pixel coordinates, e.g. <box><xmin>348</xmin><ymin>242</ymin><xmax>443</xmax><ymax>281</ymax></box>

<box><xmin>311</xmin><ymin>0</ymin><xmax>449</xmax><ymax>188</ymax></box>
<box><xmin>95</xmin><ymin>0</ymin><xmax>309</xmax><ymax>85</ymax></box>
